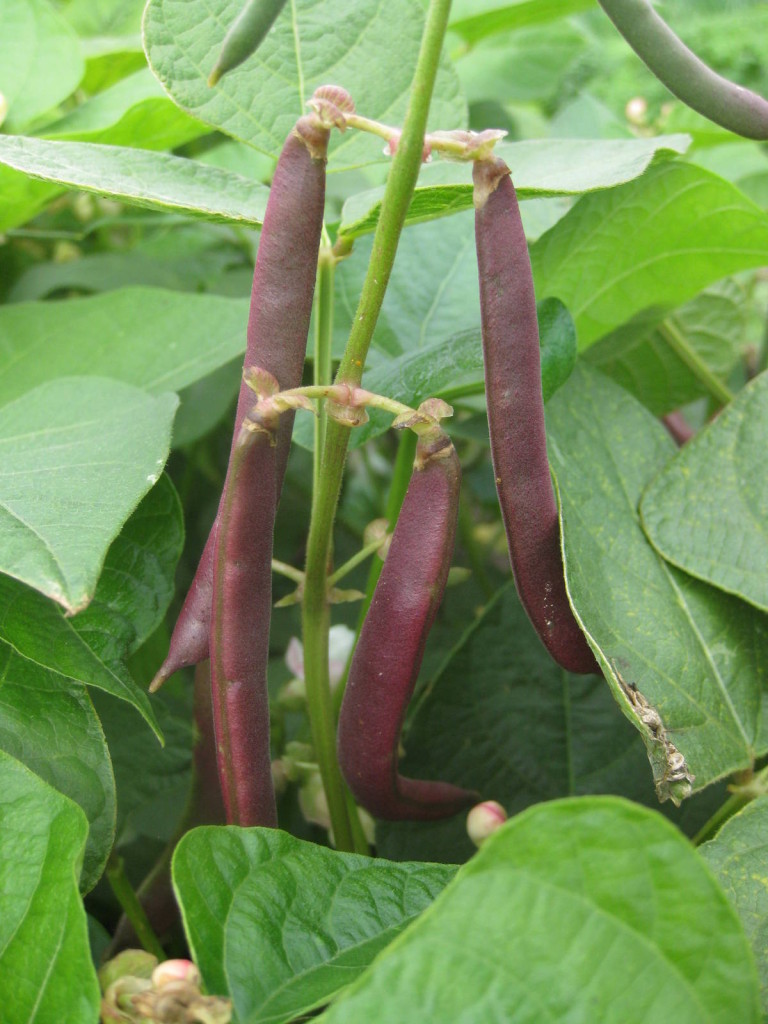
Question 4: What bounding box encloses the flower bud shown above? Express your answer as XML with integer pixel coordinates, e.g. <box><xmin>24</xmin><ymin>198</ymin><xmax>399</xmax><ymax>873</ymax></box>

<box><xmin>152</xmin><ymin>959</ymin><xmax>201</xmax><ymax>989</ymax></box>
<box><xmin>466</xmin><ymin>800</ymin><xmax>507</xmax><ymax>847</ymax></box>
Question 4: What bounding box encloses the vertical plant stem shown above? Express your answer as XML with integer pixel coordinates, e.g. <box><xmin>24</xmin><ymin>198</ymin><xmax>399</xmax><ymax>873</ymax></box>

<box><xmin>105</xmin><ymin>853</ymin><xmax>166</xmax><ymax>961</ymax></box>
<box><xmin>301</xmin><ymin>0</ymin><xmax>453</xmax><ymax>852</ymax></box>
<box><xmin>313</xmin><ymin>243</ymin><xmax>336</xmax><ymax>496</ymax></box>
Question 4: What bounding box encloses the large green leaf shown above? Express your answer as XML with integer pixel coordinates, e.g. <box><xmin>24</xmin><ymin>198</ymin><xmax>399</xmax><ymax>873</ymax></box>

<box><xmin>294</xmin><ymin>297</ymin><xmax>576</xmax><ymax>451</ymax></box>
<box><xmin>0</xmin><ymin>288</ymin><xmax>250</xmax><ymax>408</ymax></box>
<box><xmin>0</xmin><ymin>0</ymin><xmax>84</xmax><ymax>131</ymax></box>
<box><xmin>338</xmin><ymin>135</ymin><xmax>689</xmax><ymax>239</ymax></box>
<box><xmin>0</xmin><ymin>574</ymin><xmax>159</xmax><ymax>737</ymax></box>
<box><xmin>0</xmin><ymin>165</ymin><xmax>61</xmax><ymax>233</ymax></box>
<box><xmin>449</xmin><ymin>0</ymin><xmax>596</xmax><ymax>44</ymax></box>
<box><xmin>701</xmin><ymin>796</ymin><xmax>768</xmax><ymax>1018</ymax></box>
<box><xmin>378</xmin><ymin>584</ymin><xmax>660</xmax><ymax>865</ymax></box>
<box><xmin>0</xmin><ymin>377</ymin><xmax>177</xmax><ymax>613</ymax></box>
<box><xmin>531</xmin><ymin>162</ymin><xmax>768</xmax><ymax>350</ymax></box>
<box><xmin>584</xmin><ymin>278</ymin><xmax>748</xmax><ymax>414</ymax></box>
<box><xmin>641</xmin><ymin>370</ymin><xmax>768</xmax><ymax>612</ymax></box>
<box><xmin>0</xmin><ymin>651</ymin><xmax>115</xmax><ymax>892</ymax></box>
<box><xmin>0</xmin><ymin>751</ymin><xmax>99</xmax><ymax>1024</ymax></box>
<box><xmin>320</xmin><ymin>799</ymin><xmax>761</xmax><ymax>1024</ymax></box>
<box><xmin>547</xmin><ymin>364</ymin><xmax>768</xmax><ymax>798</ymax></box>
<box><xmin>173</xmin><ymin>827</ymin><xmax>455</xmax><ymax>1024</ymax></box>
<box><xmin>42</xmin><ymin>68</ymin><xmax>207</xmax><ymax>151</ymax></box>
<box><xmin>0</xmin><ymin>136</ymin><xmax>268</xmax><ymax>226</ymax></box>
<box><xmin>143</xmin><ymin>0</ymin><xmax>466</xmax><ymax>170</ymax></box>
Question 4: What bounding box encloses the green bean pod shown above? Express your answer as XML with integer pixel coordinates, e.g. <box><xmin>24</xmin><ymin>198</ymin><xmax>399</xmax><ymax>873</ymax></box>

<box><xmin>474</xmin><ymin>155</ymin><xmax>598</xmax><ymax>674</ymax></box>
<box><xmin>338</xmin><ymin>434</ymin><xmax>478</xmax><ymax>821</ymax></box>
<box><xmin>598</xmin><ymin>0</ymin><xmax>768</xmax><ymax>140</ymax></box>
<box><xmin>208</xmin><ymin>0</ymin><xmax>289</xmax><ymax>86</ymax></box>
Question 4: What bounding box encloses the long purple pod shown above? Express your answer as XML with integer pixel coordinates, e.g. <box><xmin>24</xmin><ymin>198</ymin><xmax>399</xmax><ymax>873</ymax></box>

<box><xmin>210</xmin><ymin>411</ymin><xmax>278</xmax><ymax>827</ymax></box>
<box><xmin>151</xmin><ymin>116</ymin><xmax>330</xmax><ymax>690</ymax></box>
<box><xmin>338</xmin><ymin>434</ymin><xmax>477</xmax><ymax>821</ymax></box>
<box><xmin>473</xmin><ymin>156</ymin><xmax>598</xmax><ymax>675</ymax></box>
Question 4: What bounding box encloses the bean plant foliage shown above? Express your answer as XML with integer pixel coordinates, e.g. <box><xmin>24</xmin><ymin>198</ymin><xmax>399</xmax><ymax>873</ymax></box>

<box><xmin>0</xmin><ymin>0</ymin><xmax>767</xmax><ymax>1021</ymax></box>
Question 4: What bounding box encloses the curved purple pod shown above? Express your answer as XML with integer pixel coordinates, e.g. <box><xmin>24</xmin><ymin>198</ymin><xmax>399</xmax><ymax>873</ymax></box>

<box><xmin>151</xmin><ymin>116</ymin><xmax>330</xmax><ymax>691</ymax></box>
<box><xmin>210</xmin><ymin>413</ymin><xmax>279</xmax><ymax>827</ymax></box>
<box><xmin>473</xmin><ymin>155</ymin><xmax>598</xmax><ymax>675</ymax></box>
<box><xmin>338</xmin><ymin>435</ymin><xmax>477</xmax><ymax>821</ymax></box>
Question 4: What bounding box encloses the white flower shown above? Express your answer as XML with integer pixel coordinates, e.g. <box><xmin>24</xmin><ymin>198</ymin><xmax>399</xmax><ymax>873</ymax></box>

<box><xmin>285</xmin><ymin>624</ymin><xmax>356</xmax><ymax>690</ymax></box>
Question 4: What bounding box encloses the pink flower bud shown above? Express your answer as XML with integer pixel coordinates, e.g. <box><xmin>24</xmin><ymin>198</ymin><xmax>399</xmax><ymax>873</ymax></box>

<box><xmin>466</xmin><ymin>800</ymin><xmax>507</xmax><ymax>847</ymax></box>
<box><xmin>151</xmin><ymin>958</ymin><xmax>201</xmax><ymax>989</ymax></box>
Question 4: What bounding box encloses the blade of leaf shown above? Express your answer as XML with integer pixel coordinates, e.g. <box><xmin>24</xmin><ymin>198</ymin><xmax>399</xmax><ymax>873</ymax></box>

<box><xmin>531</xmin><ymin>161</ymin><xmax>768</xmax><ymax>350</ymax></box>
<box><xmin>172</xmin><ymin>827</ymin><xmax>455</xmax><ymax>1024</ymax></box>
<box><xmin>0</xmin><ymin>136</ymin><xmax>268</xmax><ymax>226</ymax></box>
<box><xmin>640</xmin><ymin>369</ymin><xmax>768</xmax><ymax>612</ymax></box>
<box><xmin>0</xmin><ymin>750</ymin><xmax>100</xmax><ymax>1024</ymax></box>
<box><xmin>547</xmin><ymin>363</ymin><xmax>768</xmax><ymax>798</ymax></box>
<box><xmin>338</xmin><ymin>135</ymin><xmax>690</xmax><ymax>239</ymax></box>
<box><xmin>0</xmin><ymin>377</ymin><xmax>178</xmax><ymax>612</ymax></box>
<box><xmin>0</xmin><ymin>288</ymin><xmax>250</xmax><ymax>409</ymax></box>
<box><xmin>143</xmin><ymin>0</ymin><xmax>466</xmax><ymax>170</ymax></box>
<box><xmin>318</xmin><ymin>798</ymin><xmax>761</xmax><ymax>1024</ymax></box>
<box><xmin>700</xmin><ymin>795</ymin><xmax>768</xmax><ymax>1018</ymax></box>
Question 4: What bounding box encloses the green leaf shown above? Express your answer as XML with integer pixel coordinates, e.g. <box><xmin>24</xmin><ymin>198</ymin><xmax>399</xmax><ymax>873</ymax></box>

<box><xmin>144</xmin><ymin>0</ymin><xmax>466</xmax><ymax>170</ymax></box>
<box><xmin>0</xmin><ymin>377</ymin><xmax>178</xmax><ymax>613</ymax></box>
<box><xmin>338</xmin><ymin>135</ymin><xmax>690</xmax><ymax>239</ymax></box>
<box><xmin>0</xmin><ymin>751</ymin><xmax>100</xmax><ymax>1023</ymax></box>
<box><xmin>42</xmin><ymin>68</ymin><xmax>208</xmax><ymax>151</ymax></box>
<box><xmin>449</xmin><ymin>0</ymin><xmax>596</xmax><ymax>44</ymax></box>
<box><xmin>531</xmin><ymin>162</ymin><xmax>768</xmax><ymax>350</ymax></box>
<box><xmin>295</xmin><ymin>297</ymin><xmax>577</xmax><ymax>452</ymax></box>
<box><xmin>172</xmin><ymin>827</ymin><xmax>455</xmax><ymax>1024</ymax></box>
<box><xmin>0</xmin><ymin>572</ymin><xmax>159</xmax><ymax>738</ymax></box>
<box><xmin>378</xmin><ymin>584</ymin><xmax>660</xmax><ymax>865</ymax></box>
<box><xmin>0</xmin><ymin>655</ymin><xmax>115</xmax><ymax>891</ymax></box>
<box><xmin>0</xmin><ymin>136</ymin><xmax>268</xmax><ymax>226</ymax></box>
<box><xmin>547</xmin><ymin>364</ymin><xmax>768</xmax><ymax>798</ymax></box>
<box><xmin>701</xmin><ymin>796</ymin><xmax>768</xmax><ymax>1018</ymax></box>
<box><xmin>640</xmin><ymin>370</ymin><xmax>768</xmax><ymax>612</ymax></box>
<box><xmin>0</xmin><ymin>164</ymin><xmax>60</xmax><ymax>233</ymax></box>
<box><xmin>584</xmin><ymin>278</ymin><xmax>748</xmax><ymax>415</ymax></box>
<box><xmin>0</xmin><ymin>288</ymin><xmax>250</xmax><ymax>408</ymax></box>
<box><xmin>71</xmin><ymin>473</ymin><xmax>184</xmax><ymax>669</ymax></box>
<box><xmin>0</xmin><ymin>0</ymin><xmax>84</xmax><ymax>131</ymax></box>
<box><xmin>319</xmin><ymin>799</ymin><xmax>761</xmax><ymax>1024</ymax></box>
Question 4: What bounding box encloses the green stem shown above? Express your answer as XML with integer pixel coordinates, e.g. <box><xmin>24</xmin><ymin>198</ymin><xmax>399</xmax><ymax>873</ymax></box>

<box><xmin>272</xmin><ymin>558</ymin><xmax>304</xmax><ymax>583</ymax></box>
<box><xmin>328</xmin><ymin>533</ymin><xmax>389</xmax><ymax>587</ymax></box>
<box><xmin>659</xmin><ymin>320</ymin><xmax>734</xmax><ymax>407</ymax></box>
<box><xmin>105</xmin><ymin>853</ymin><xmax>165</xmax><ymax>961</ymax></box>
<box><xmin>692</xmin><ymin>765</ymin><xmax>768</xmax><ymax>846</ymax></box>
<box><xmin>314</xmin><ymin>245</ymin><xmax>336</xmax><ymax>496</ymax></box>
<box><xmin>301</xmin><ymin>0</ymin><xmax>452</xmax><ymax>854</ymax></box>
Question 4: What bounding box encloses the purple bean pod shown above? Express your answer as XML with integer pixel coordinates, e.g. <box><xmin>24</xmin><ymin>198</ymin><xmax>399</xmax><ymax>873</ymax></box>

<box><xmin>210</xmin><ymin>403</ymin><xmax>279</xmax><ymax>827</ymax></box>
<box><xmin>151</xmin><ymin>116</ymin><xmax>330</xmax><ymax>691</ymax></box>
<box><xmin>338</xmin><ymin>433</ymin><xmax>478</xmax><ymax>821</ymax></box>
<box><xmin>474</xmin><ymin>155</ymin><xmax>598</xmax><ymax>674</ymax></box>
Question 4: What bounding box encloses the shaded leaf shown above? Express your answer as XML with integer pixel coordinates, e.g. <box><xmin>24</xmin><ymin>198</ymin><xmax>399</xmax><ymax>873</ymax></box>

<box><xmin>547</xmin><ymin>364</ymin><xmax>768</xmax><ymax>797</ymax></box>
<box><xmin>449</xmin><ymin>0</ymin><xmax>596</xmax><ymax>44</ymax></box>
<box><xmin>0</xmin><ymin>751</ymin><xmax>100</xmax><ymax>1023</ymax></box>
<box><xmin>641</xmin><ymin>369</ymin><xmax>768</xmax><ymax>612</ymax></box>
<box><xmin>173</xmin><ymin>827</ymin><xmax>455</xmax><ymax>1024</ymax></box>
